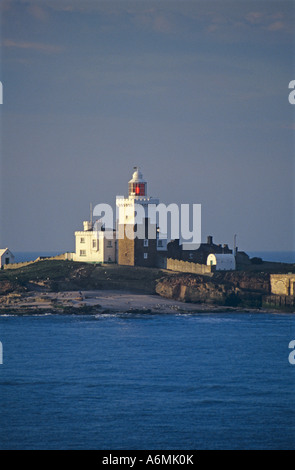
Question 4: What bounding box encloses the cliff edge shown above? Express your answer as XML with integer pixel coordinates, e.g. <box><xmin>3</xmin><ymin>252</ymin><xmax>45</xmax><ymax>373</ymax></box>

<box><xmin>156</xmin><ymin>271</ymin><xmax>271</xmax><ymax>308</ymax></box>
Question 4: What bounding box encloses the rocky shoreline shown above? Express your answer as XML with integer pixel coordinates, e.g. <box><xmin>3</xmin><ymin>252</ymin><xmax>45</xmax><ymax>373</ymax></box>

<box><xmin>0</xmin><ymin>260</ymin><xmax>294</xmax><ymax>315</ymax></box>
<box><xmin>0</xmin><ymin>289</ymin><xmax>281</xmax><ymax>316</ymax></box>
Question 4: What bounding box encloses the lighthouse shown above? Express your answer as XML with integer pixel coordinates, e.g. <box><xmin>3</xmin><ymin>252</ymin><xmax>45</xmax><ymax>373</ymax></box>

<box><xmin>116</xmin><ymin>167</ymin><xmax>160</xmax><ymax>267</ymax></box>
<box><xmin>128</xmin><ymin>167</ymin><xmax>147</xmax><ymax>197</ymax></box>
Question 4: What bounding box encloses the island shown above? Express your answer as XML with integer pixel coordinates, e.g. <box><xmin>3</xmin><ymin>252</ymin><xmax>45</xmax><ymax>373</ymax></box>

<box><xmin>1</xmin><ymin>258</ymin><xmax>295</xmax><ymax>315</ymax></box>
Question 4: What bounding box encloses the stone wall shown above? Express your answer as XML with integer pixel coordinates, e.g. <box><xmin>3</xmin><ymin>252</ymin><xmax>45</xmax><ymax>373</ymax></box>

<box><xmin>3</xmin><ymin>260</ymin><xmax>36</xmax><ymax>270</ymax></box>
<box><xmin>118</xmin><ymin>235</ymin><xmax>135</xmax><ymax>266</ymax></box>
<box><xmin>270</xmin><ymin>274</ymin><xmax>295</xmax><ymax>296</ymax></box>
<box><xmin>2</xmin><ymin>253</ymin><xmax>72</xmax><ymax>270</ymax></box>
<box><xmin>166</xmin><ymin>258</ymin><xmax>213</xmax><ymax>276</ymax></box>
<box><xmin>263</xmin><ymin>295</ymin><xmax>295</xmax><ymax>310</ymax></box>
<box><xmin>117</xmin><ymin>220</ymin><xmax>158</xmax><ymax>267</ymax></box>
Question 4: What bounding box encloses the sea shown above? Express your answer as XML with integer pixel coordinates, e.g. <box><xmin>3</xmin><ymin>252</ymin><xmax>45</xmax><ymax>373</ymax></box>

<box><xmin>0</xmin><ymin>312</ymin><xmax>295</xmax><ymax>450</ymax></box>
<box><xmin>0</xmin><ymin>251</ymin><xmax>294</xmax><ymax>450</ymax></box>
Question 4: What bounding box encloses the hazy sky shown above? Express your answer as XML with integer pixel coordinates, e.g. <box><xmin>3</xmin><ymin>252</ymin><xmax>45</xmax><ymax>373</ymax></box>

<box><xmin>0</xmin><ymin>0</ymin><xmax>294</xmax><ymax>253</ymax></box>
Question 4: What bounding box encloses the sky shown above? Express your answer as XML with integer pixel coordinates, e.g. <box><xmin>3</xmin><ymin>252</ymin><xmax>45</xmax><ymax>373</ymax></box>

<box><xmin>0</xmin><ymin>0</ymin><xmax>294</xmax><ymax>253</ymax></box>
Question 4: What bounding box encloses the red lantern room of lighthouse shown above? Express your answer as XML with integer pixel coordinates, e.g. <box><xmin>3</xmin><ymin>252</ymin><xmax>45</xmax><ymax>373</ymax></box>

<box><xmin>128</xmin><ymin>167</ymin><xmax>147</xmax><ymax>197</ymax></box>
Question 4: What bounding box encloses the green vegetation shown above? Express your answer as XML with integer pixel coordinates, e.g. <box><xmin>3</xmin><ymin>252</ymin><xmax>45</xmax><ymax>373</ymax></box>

<box><xmin>0</xmin><ymin>260</ymin><xmax>77</xmax><ymax>283</ymax></box>
<box><xmin>0</xmin><ymin>260</ymin><xmax>171</xmax><ymax>294</ymax></box>
<box><xmin>87</xmin><ymin>264</ymin><xmax>170</xmax><ymax>293</ymax></box>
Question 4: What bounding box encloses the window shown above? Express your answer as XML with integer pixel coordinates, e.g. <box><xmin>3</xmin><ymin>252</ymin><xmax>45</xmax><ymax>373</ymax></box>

<box><xmin>92</xmin><ymin>240</ymin><xmax>97</xmax><ymax>248</ymax></box>
<box><xmin>144</xmin><ymin>239</ymin><xmax>149</xmax><ymax>247</ymax></box>
<box><xmin>144</xmin><ymin>253</ymin><xmax>148</xmax><ymax>259</ymax></box>
<box><xmin>107</xmin><ymin>241</ymin><xmax>112</xmax><ymax>248</ymax></box>
<box><xmin>129</xmin><ymin>182</ymin><xmax>145</xmax><ymax>196</ymax></box>
<box><xmin>80</xmin><ymin>237</ymin><xmax>85</xmax><ymax>244</ymax></box>
<box><xmin>158</xmin><ymin>240</ymin><xmax>163</xmax><ymax>247</ymax></box>
<box><xmin>80</xmin><ymin>250</ymin><xmax>86</xmax><ymax>257</ymax></box>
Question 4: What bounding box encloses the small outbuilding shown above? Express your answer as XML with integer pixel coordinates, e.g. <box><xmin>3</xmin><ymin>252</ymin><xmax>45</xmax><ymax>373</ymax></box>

<box><xmin>0</xmin><ymin>248</ymin><xmax>15</xmax><ymax>268</ymax></box>
<box><xmin>207</xmin><ymin>253</ymin><xmax>236</xmax><ymax>271</ymax></box>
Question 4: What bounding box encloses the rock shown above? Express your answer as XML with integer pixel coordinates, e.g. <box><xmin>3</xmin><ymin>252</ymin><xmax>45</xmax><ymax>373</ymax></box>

<box><xmin>0</xmin><ymin>280</ymin><xmax>26</xmax><ymax>296</ymax></box>
<box><xmin>155</xmin><ymin>272</ymin><xmax>268</xmax><ymax>308</ymax></box>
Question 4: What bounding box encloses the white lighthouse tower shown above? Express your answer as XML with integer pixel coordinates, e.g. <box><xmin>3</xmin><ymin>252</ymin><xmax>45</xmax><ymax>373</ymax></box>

<box><xmin>116</xmin><ymin>167</ymin><xmax>161</xmax><ymax>266</ymax></box>
<box><xmin>116</xmin><ymin>167</ymin><xmax>159</xmax><ymax>226</ymax></box>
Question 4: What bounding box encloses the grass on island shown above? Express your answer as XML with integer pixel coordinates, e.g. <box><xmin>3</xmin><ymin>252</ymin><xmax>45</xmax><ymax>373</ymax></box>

<box><xmin>0</xmin><ymin>260</ymin><xmax>171</xmax><ymax>294</ymax></box>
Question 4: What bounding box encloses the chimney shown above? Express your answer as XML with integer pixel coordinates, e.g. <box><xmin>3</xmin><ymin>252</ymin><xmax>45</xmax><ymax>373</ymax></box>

<box><xmin>207</xmin><ymin>235</ymin><xmax>213</xmax><ymax>245</ymax></box>
<box><xmin>83</xmin><ymin>221</ymin><xmax>93</xmax><ymax>231</ymax></box>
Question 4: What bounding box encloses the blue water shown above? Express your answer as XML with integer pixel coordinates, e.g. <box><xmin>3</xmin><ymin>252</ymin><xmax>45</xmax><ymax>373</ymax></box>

<box><xmin>247</xmin><ymin>252</ymin><xmax>295</xmax><ymax>264</ymax></box>
<box><xmin>13</xmin><ymin>252</ymin><xmax>62</xmax><ymax>263</ymax></box>
<box><xmin>0</xmin><ymin>312</ymin><xmax>295</xmax><ymax>450</ymax></box>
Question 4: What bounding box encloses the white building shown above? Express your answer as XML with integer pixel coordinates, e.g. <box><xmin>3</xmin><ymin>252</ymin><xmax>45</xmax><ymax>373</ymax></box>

<box><xmin>0</xmin><ymin>248</ymin><xmax>15</xmax><ymax>268</ymax></box>
<box><xmin>207</xmin><ymin>253</ymin><xmax>236</xmax><ymax>271</ymax></box>
<box><xmin>73</xmin><ymin>221</ymin><xmax>116</xmax><ymax>264</ymax></box>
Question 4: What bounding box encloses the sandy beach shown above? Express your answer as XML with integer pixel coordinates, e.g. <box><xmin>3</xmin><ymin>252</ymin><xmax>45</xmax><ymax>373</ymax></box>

<box><xmin>0</xmin><ymin>289</ymin><xmax>247</xmax><ymax>314</ymax></box>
